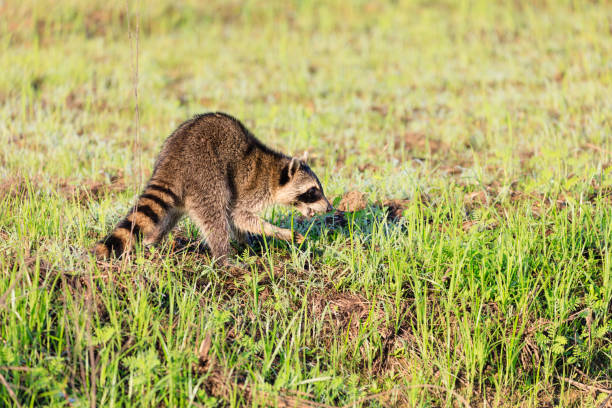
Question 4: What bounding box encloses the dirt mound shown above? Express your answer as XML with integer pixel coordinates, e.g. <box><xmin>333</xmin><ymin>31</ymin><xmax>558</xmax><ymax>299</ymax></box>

<box><xmin>335</xmin><ymin>191</ymin><xmax>410</xmax><ymax>221</ymax></box>
<box><xmin>337</xmin><ymin>190</ymin><xmax>367</xmax><ymax>212</ymax></box>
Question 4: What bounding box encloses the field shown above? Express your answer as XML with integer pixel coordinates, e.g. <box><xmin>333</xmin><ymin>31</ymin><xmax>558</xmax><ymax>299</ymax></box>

<box><xmin>1</xmin><ymin>0</ymin><xmax>611</xmax><ymax>406</ymax></box>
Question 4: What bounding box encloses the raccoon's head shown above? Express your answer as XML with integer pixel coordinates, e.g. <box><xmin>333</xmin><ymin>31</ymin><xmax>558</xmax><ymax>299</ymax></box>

<box><xmin>276</xmin><ymin>157</ymin><xmax>333</xmax><ymax>218</ymax></box>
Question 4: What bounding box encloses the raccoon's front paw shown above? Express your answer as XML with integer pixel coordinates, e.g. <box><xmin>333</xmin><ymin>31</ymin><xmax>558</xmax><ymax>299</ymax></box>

<box><xmin>293</xmin><ymin>232</ymin><xmax>305</xmax><ymax>244</ymax></box>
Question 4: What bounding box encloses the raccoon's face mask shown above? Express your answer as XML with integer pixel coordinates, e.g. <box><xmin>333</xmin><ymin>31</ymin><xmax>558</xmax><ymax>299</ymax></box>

<box><xmin>277</xmin><ymin>157</ymin><xmax>333</xmax><ymax>218</ymax></box>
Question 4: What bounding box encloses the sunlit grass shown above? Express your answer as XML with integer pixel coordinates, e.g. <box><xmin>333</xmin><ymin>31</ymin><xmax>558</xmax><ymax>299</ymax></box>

<box><xmin>1</xmin><ymin>0</ymin><xmax>611</xmax><ymax>406</ymax></box>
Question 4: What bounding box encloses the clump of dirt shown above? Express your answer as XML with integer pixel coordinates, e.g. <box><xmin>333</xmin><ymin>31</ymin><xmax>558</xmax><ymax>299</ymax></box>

<box><xmin>337</xmin><ymin>190</ymin><xmax>368</xmax><ymax>212</ymax></box>
<box><xmin>334</xmin><ymin>191</ymin><xmax>410</xmax><ymax>222</ymax></box>
<box><xmin>377</xmin><ymin>199</ymin><xmax>410</xmax><ymax>221</ymax></box>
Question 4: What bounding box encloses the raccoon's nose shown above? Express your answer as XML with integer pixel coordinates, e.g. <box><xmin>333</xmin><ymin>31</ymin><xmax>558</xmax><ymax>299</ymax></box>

<box><xmin>326</xmin><ymin>203</ymin><xmax>334</xmax><ymax>213</ymax></box>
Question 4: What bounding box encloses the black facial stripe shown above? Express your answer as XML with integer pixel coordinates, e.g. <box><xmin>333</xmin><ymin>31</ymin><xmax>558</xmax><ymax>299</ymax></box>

<box><xmin>117</xmin><ymin>219</ymin><xmax>143</xmax><ymax>238</ymax></box>
<box><xmin>140</xmin><ymin>193</ymin><xmax>170</xmax><ymax>211</ymax></box>
<box><xmin>297</xmin><ymin>188</ymin><xmax>322</xmax><ymax>204</ymax></box>
<box><xmin>104</xmin><ymin>235</ymin><xmax>124</xmax><ymax>257</ymax></box>
<box><xmin>132</xmin><ymin>205</ymin><xmax>160</xmax><ymax>223</ymax></box>
<box><xmin>279</xmin><ymin>165</ymin><xmax>290</xmax><ymax>186</ymax></box>
<box><xmin>147</xmin><ymin>184</ymin><xmax>179</xmax><ymax>204</ymax></box>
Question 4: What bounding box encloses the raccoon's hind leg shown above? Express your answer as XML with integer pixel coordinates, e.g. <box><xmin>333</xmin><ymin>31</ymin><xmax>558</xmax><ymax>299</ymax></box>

<box><xmin>154</xmin><ymin>207</ymin><xmax>184</xmax><ymax>242</ymax></box>
<box><xmin>232</xmin><ymin>210</ymin><xmax>304</xmax><ymax>244</ymax></box>
<box><xmin>230</xmin><ymin>225</ymin><xmax>249</xmax><ymax>246</ymax></box>
<box><xmin>185</xmin><ymin>198</ymin><xmax>232</xmax><ymax>264</ymax></box>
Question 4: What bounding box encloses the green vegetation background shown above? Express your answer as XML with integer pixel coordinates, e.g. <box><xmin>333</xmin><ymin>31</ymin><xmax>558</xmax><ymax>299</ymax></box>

<box><xmin>0</xmin><ymin>0</ymin><xmax>610</xmax><ymax>406</ymax></box>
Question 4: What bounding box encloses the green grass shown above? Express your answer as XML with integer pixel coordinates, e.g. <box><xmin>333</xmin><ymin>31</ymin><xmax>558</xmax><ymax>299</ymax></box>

<box><xmin>1</xmin><ymin>0</ymin><xmax>611</xmax><ymax>406</ymax></box>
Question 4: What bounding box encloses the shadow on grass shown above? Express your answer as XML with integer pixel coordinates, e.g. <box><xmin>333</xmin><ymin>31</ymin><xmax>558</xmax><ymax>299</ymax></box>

<box><xmin>165</xmin><ymin>204</ymin><xmax>407</xmax><ymax>261</ymax></box>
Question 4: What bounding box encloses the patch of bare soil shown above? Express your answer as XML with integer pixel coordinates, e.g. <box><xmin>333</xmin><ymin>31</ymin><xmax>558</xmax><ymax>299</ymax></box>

<box><xmin>0</xmin><ymin>175</ymin><xmax>126</xmax><ymax>203</ymax></box>
<box><xmin>59</xmin><ymin>177</ymin><xmax>127</xmax><ymax>202</ymax></box>
<box><xmin>439</xmin><ymin>157</ymin><xmax>474</xmax><ymax>175</ymax></box>
<box><xmin>64</xmin><ymin>90</ymin><xmax>109</xmax><ymax>113</ymax></box>
<box><xmin>394</xmin><ymin>131</ymin><xmax>448</xmax><ymax>155</ymax></box>
<box><xmin>370</xmin><ymin>104</ymin><xmax>389</xmax><ymax>116</ymax></box>
<box><xmin>309</xmin><ymin>291</ymin><xmax>383</xmax><ymax>339</ymax></box>
<box><xmin>462</xmin><ymin>179</ymin><xmax>612</xmax><ymax>214</ymax></box>
<box><xmin>7</xmin><ymin>131</ymin><xmax>45</xmax><ymax>151</ymax></box>
<box><xmin>586</xmin><ymin>183</ymin><xmax>612</xmax><ymax>205</ymax></box>
<box><xmin>0</xmin><ymin>176</ymin><xmax>31</xmax><ymax>199</ymax></box>
<box><xmin>193</xmin><ymin>331</ymin><xmax>334</xmax><ymax>408</ymax></box>
<box><xmin>307</xmin><ymin>290</ymin><xmax>416</xmax><ymax>376</ymax></box>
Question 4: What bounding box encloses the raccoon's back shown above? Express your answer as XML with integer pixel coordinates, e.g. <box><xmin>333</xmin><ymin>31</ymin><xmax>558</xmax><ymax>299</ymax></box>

<box><xmin>154</xmin><ymin>112</ymin><xmax>278</xmax><ymax>181</ymax></box>
<box><xmin>157</xmin><ymin>113</ymin><xmax>253</xmax><ymax>169</ymax></box>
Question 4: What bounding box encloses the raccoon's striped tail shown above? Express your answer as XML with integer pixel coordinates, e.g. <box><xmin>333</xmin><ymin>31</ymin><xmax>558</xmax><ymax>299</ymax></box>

<box><xmin>94</xmin><ymin>183</ymin><xmax>180</xmax><ymax>259</ymax></box>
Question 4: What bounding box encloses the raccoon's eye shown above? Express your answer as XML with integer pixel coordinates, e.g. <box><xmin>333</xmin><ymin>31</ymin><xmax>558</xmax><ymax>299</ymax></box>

<box><xmin>297</xmin><ymin>187</ymin><xmax>320</xmax><ymax>203</ymax></box>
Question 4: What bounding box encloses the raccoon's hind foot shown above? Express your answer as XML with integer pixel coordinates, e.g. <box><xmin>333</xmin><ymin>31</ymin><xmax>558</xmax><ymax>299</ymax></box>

<box><xmin>231</xmin><ymin>227</ymin><xmax>250</xmax><ymax>246</ymax></box>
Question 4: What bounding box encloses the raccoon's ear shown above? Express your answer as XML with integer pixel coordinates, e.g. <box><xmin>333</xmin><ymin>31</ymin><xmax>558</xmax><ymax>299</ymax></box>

<box><xmin>300</xmin><ymin>151</ymin><xmax>309</xmax><ymax>163</ymax></box>
<box><xmin>280</xmin><ymin>157</ymin><xmax>301</xmax><ymax>186</ymax></box>
<box><xmin>289</xmin><ymin>157</ymin><xmax>301</xmax><ymax>176</ymax></box>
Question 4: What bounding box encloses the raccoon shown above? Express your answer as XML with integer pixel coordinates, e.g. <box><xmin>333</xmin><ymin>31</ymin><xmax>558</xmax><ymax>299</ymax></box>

<box><xmin>94</xmin><ymin>112</ymin><xmax>333</xmax><ymax>264</ymax></box>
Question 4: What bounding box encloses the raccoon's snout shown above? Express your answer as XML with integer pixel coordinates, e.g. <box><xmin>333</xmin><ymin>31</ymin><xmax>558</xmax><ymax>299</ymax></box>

<box><xmin>318</xmin><ymin>202</ymin><xmax>333</xmax><ymax>214</ymax></box>
<box><xmin>299</xmin><ymin>199</ymin><xmax>333</xmax><ymax>218</ymax></box>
